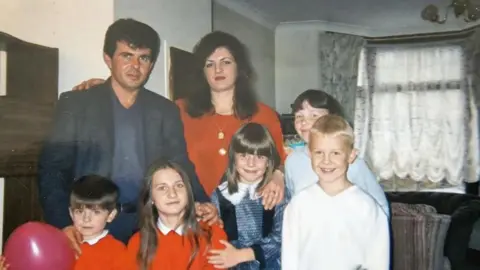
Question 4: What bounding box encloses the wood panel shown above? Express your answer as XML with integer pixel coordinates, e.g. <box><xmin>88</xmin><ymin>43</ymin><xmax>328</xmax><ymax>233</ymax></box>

<box><xmin>169</xmin><ymin>47</ymin><xmax>198</xmax><ymax>101</ymax></box>
<box><xmin>0</xmin><ymin>99</ymin><xmax>54</xmax><ymax>174</ymax></box>
<box><xmin>0</xmin><ymin>32</ymin><xmax>57</xmax><ymax>244</ymax></box>
<box><xmin>3</xmin><ymin>32</ymin><xmax>58</xmax><ymax>103</ymax></box>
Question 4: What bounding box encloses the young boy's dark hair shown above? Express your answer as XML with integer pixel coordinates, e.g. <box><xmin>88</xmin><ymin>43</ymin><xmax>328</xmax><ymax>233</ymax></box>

<box><xmin>291</xmin><ymin>89</ymin><xmax>345</xmax><ymax>117</ymax></box>
<box><xmin>70</xmin><ymin>175</ymin><xmax>119</xmax><ymax>212</ymax></box>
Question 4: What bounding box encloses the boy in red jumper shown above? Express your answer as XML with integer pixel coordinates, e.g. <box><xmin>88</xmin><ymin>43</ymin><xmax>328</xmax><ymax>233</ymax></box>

<box><xmin>70</xmin><ymin>175</ymin><xmax>132</xmax><ymax>270</ymax></box>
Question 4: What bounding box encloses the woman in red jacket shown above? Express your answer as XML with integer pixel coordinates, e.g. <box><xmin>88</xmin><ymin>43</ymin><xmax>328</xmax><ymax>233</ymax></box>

<box><xmin>73</xmin><ymin>31</ymin><xmax>286</xmax><ymax>209</ymax></box>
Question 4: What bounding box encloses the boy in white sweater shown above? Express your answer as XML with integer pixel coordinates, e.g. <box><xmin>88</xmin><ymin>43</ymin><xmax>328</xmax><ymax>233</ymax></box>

<box><xmin>282</xmin><ymin>115</ymin><xmax>390</xmax><ymax>270</ymax></box>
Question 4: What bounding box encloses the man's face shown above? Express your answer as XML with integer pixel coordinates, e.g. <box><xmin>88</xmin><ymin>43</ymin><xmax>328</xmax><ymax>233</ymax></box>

<box><xmin>104</xmin><ymin>41</ymin><xmax>154</xmax><ymax>92</ymax></box>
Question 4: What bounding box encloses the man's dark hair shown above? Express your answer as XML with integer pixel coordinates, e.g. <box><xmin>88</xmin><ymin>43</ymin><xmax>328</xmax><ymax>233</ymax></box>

<box><xmin>70</xmin><ymin>175</ymin><xmax>119</xmax><ymax>212</ymax></box>
<box><xmin>103</xmin><ymin>18</ymin><xmax>161</xmax><ymax>63</ymax></box>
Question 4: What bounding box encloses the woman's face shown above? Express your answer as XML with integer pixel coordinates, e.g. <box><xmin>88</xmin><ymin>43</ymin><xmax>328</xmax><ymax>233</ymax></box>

<box><xmin>204</xmin><ymin>47</ymin><xmax>237</xmax><ymax>93</ymax></box>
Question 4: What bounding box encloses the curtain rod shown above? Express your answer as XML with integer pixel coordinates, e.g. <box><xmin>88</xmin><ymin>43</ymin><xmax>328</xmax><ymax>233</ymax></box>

<box><xmin>357</xmin><ymin>25</ymin><xmax>477</xmax><ymax>43</ymax></box>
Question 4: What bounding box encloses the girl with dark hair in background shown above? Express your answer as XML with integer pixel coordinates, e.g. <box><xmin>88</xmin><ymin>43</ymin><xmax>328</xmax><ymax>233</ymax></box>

<box><xmin>285</xmin><ymin>89</ymin><xmax>389</xmax><ymax>216</ymax></box>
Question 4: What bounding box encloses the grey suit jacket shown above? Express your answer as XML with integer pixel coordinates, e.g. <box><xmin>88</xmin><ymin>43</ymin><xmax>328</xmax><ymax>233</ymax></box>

<box><xmin>38</xmin><ymin>80</ymin><xmax>208</xmax><ymax>229</ymax></box>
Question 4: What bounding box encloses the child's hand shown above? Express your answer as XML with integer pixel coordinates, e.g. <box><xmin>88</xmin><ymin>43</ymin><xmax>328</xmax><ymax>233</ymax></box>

<box><xmin>62</xmin><ymin>225</ymin><xmax>83</xmax><ymax>258</ymax></box>
<box><xmin>0</xmin><ymin>256</ymin><xmax>9</xmax><ymax>270</ymax></box>
<box><xmin>208</xmin><ymin>240</ymin><xmax>242</xmax><ymax>268</ymax></box>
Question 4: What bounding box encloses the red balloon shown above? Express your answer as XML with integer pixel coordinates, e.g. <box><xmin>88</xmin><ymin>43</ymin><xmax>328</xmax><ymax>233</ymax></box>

<box><xmin>4</xmin><ymin>222</ymin><xmax>75</xmax><ymax>270</ymax></box>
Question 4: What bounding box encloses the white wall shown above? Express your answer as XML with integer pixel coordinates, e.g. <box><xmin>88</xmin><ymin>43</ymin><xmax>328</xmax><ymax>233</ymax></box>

<box><xmin>275</xmin><ymin>26</ymin><xmax>321</xmax><ymax>113</ymax></box>
<box><xmin>115</xmin><ymin>0</ymin><xmax>212</xmax><ymax>97</ymax></box>
<box><xmin>213</xmin><ymin>2</ymin><xmax>276</xmax><ymax>108</ymax></box>
<box><xmin>0</xmin><ymin>0</ymin><xmax>212</xmax><ymax>97</ymax></box>
<box><xmin>274</xmin><ymin>20</ymin><xmax>480</xmax><ymax>114</ymax></box>
<box><xmin>0</xmin><ymin>0</ymin><xmax>114</xmax><ymax>94</ymax></box>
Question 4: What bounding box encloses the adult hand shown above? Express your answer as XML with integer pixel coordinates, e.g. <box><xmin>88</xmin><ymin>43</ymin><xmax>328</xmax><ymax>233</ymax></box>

<box><xmin>72</xmin><ymin>78</ymin><xmax>105</xmax><ymax>91</ymax></box>
<box><xmin>0</xmin><ymin>256</ymin><xmax>9</xmax><ymax>270</ymax></box>
<box><xmin>258</xmin><ymin>169</ymin><xmax>285</xmax><ymax>210</ymax></box>
<box><xmin>63</xmin><ymin>225</ymin><xmax>83</xmax><ymax>258</ymax></box>
<box><xmin>208</xmin><ymin>240</ymin><xmax>244</xmax><ymax>269</ymax></box>
<box><xmin>195</xmin><ymin>202</ymin><xmax>223</xmax><ymax>227</ymax></box>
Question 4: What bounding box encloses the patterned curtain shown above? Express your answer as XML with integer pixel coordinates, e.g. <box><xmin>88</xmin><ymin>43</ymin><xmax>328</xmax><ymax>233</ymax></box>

<box><xmin>464</xmin><ymin>28</ymin><xmax>480</xmax><ymax>106</ymax></box>
<box><xmin>318</xmin><ymin>32</ymin><xmax>365</xmax><ymax>124</ymax></box>
<box><xmin>463</xmin><ymin>27</ymin><xmax>480</xmax><ymax>184</ymax></box>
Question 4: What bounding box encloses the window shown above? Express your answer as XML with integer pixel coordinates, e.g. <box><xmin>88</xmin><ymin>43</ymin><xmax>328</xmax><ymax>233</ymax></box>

<box><xmin>356</xmin><ymin>45</ymin><xmax>470</xmax><ymax>193</ymax></box>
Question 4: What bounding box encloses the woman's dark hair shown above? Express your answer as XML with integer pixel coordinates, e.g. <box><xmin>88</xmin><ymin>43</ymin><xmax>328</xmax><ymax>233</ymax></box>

<box><xmin>184</xmin><ymin>31</ymin><xmax>258</xmax><ymax>120</ymax></box>
<box><xmin>136</xmin><ymin>159</ymin><xmax>210</xmax><ymax>270</ymax></box>
<box><xmin>223</xmin><ymin>123</ymin><xmax>281</xmax><ymax>194</ymax></box>
<box><xmin>104</xmin><ymin>18</ymin><xmax>161</xmax><ymax>63</ymax></box>
<box><xmin>291</xmin><ymin>89</ymin><xmax>345</xmax><ymax>117</ymax></box>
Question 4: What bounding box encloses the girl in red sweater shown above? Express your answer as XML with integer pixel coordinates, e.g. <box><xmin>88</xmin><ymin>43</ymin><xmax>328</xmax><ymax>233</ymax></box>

<box><xmin>127</xmin><ymin>159</ymin><xmax>227</xmax><ymax>270</ymax></box>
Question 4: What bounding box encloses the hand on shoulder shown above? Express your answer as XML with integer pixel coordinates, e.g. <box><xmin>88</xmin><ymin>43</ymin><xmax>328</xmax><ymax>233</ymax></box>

<box><xmin>72</xmin><ymin>78</ymin><xmax>105</xmax><ymax>91</ymax></box>
<box><xmin>0</xmin><ymin>255</ymin><xmax>9</xmax><ymax>270</ymax></box>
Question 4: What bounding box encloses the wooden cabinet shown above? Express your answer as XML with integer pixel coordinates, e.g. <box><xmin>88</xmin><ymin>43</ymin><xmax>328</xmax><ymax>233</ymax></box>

<box><xmin>0</xmin><ymin>32</ymin><xmax>58</xmax><ymax>245</ymax></box>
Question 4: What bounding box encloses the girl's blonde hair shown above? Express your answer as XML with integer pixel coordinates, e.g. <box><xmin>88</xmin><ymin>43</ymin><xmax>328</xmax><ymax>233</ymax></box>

<box><xmin>222</xmin><ymin>123</ymin><xmax>281</xmax><ymax>194</ymax></box>
<box><xmin>136</xmin><ymin>159</ymin><xmax>210</xmax><ymax>270</ymax></box>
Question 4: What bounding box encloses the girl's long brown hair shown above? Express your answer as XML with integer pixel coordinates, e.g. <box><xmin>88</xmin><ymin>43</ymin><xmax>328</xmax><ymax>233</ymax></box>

<box><xmin>136</xmin><ymin>159</ymin><xmax>210</xmax><ymax>270</ymax></box>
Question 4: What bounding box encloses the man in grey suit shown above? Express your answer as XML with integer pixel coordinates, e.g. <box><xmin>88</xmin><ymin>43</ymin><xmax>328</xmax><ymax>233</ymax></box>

<box><xmin>38</xmin><ymin>19</ymin><xmax>214</xmax><ymax>249</ymax></box>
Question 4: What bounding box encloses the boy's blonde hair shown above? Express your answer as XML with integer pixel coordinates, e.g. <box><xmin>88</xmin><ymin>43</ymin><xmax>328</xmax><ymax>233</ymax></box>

<box><xmin>309</xmin><ymin>115</ymin><xmax>354</xmax><ymax>149</ymax></box>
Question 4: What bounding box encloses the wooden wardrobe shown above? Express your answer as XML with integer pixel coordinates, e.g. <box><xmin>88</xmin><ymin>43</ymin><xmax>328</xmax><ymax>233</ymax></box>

<box><xmin>0</xmin><ymin>32</ymin><xmax>58</xmax><ymax>245</ymax></box>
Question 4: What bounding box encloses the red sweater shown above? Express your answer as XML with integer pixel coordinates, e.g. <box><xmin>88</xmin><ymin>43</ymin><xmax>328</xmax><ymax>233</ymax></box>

<box><xmin>74</xmin><ymin>234</ymin><xmax>131</xmax><ymax>270</ymax></box>
<box><xmin>127</xmin><ymin>224</ymin><xmax>227</xmax><ymax>270</ymax></box>
<box><xmin>177</xmin><ymin>100</ymin><xmax>286</xmax><ymax>195</ymax></box>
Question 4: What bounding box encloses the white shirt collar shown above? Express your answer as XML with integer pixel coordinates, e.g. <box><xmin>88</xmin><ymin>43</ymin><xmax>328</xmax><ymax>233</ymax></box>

<box><xmin>83</xmin><ymin>230</ymin><xmax>109</xmax><ymax>245</ymax></box>
<box><xmin>157</xmin><ymin>218</ymin><xmax>183</xmax><ymax>235</ymax></box>
<box><xmin>219</xmin><ymin>180</ymin><xmax>261</xmax><ymax>205</ymax></box>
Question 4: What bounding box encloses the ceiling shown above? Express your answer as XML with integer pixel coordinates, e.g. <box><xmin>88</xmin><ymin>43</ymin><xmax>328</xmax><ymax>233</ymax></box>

<box><xmin>221</xmin><ymin>0</ymin><xmax>480</xmax><ymax>35</ymax></box>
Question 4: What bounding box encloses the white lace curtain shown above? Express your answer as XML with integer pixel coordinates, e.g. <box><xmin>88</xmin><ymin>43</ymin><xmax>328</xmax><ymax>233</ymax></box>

<box><xmin>355</xmin><ymin>44</ymin><xmax>479</xmax><ymax>186</ymax></box>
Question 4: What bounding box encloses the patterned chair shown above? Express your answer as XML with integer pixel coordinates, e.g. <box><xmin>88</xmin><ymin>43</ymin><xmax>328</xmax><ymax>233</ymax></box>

<box><xmin>391</xmin><ymin>202</ymin><xmax>451</xmax><ymax>270</ymax></box>
<box><xmin>388</xmin><ymin>192</ymin><xmax>480</xmax><ymax>270</ymax></box>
